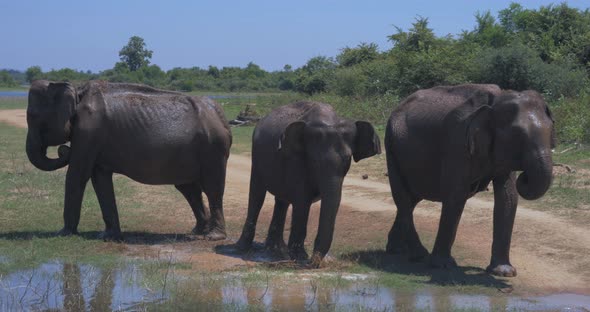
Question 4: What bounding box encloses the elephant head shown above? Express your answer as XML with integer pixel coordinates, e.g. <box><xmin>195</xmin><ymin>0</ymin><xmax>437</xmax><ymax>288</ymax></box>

<box><xmin>279</xmin><ymin>120</ymin><xmax>381</xmax><ymax>176</ymax></box>
<box><xmin>26</xmin><ymin>80</ymin><xmax>77</xmax><ymax>171</ymax></box>
<box><xmin>464</xmin><ymin>90</ymin><xmax>554</xmax><ymax>200</ymax></box>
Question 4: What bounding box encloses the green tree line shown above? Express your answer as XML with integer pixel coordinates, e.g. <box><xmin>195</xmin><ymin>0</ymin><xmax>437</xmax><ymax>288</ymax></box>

<box><xmin>2</xmin><ymin>3</ymin><xmax>589</xmax><ymax>141</ymax></box>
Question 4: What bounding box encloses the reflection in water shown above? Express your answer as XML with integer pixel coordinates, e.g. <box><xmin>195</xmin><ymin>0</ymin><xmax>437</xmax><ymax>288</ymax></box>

<box><xmin>2</xmin><ymin>263</ymin><xmax>590</xmax><ymax>311</ymax></box>
<box><xmin>182</xmin><ymin>274</ymin><xmax>590</xmax><ymax>311</ymax></box>
<box><xmin>0</xmin><ymin>261</ymin><xmax>162</xmax><ymax>311</ymax></box>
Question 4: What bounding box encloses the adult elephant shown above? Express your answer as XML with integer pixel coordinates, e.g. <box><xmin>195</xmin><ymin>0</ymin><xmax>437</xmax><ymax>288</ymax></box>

<box><xmin>236</xmin><ymin>102</ymin><xmax>381</xmax><ymax>267</ymax></box>
<box><xmin>385</xmin><ymin>84</ymin><xmax>555</xmax><ymax>277</ymax></box>
<box><xmin>26</xmin><ymin>80</ymin><xmax>232</xmax><ymax>241</ymax></box>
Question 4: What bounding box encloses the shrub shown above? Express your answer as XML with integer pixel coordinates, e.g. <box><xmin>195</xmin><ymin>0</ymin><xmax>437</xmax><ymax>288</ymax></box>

<box><xmin>473</xmin><ymin>43</ymin><xmax>588</xmax><ymax>99</ymax></box>
<box><xmin>551</xmin><ymin>92</ymin><xmax>590</xmax><ymax>143</ymax></box>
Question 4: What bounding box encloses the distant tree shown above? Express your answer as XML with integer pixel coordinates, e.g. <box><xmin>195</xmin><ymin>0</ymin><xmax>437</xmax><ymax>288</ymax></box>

<box><xmin>119</xmin><ymin>36</ymin><xmax>153</xmax><ymax>71</ymax></box>
<box><xmin>207</xmin><ymin>65</ymin><xmax>220</xmax><ymax>78</ymax></box>
<box><xmin>294</xmin><ymin>56</ymin><xmax>336</xmax><ymax>95</ymax></box>
<box><xmin>25</xmin><ymin>66</ymin><xmax>43</xmax><ymax>82</ymax></box>
<box><xmin>460</xmin><ymin>11</ymin><xmax>510</xmax><ymax>48</ymax></box>
<box><xmin>337</xmin><ymin>42</ymin><xmax>380</xmax><ymax>67</ymax></box>
<box><xmin>0</xmin><ymin>70</ymin><xmax>17</xmax><ymax>87</ymax></box>
<box><xmin>243</xmin><ymin>62</ymin><xmax>266</xmax><ymax>78</ymax></box>
<box><xmin>283</xmin><ymin>64</ymin><xmax>293</xmax><ymax>72</ymax></box>
<box><xmin>388</xmin><ymin>16</ymin><xmax>437</xmax><ymax>52</ymax></box>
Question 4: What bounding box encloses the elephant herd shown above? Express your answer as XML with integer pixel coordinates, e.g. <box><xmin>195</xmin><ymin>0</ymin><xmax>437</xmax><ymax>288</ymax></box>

<box><xmin>25</xmin><ymin>80</ymin><xmax>555</xmax><ymax>276</ymax></box>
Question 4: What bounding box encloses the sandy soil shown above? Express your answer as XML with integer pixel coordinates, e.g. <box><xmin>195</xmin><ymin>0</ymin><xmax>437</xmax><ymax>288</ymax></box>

<box><xmin>2</xmin><ymin>108</ymin><xmax>589</xmax><ymax>295</ymax></box>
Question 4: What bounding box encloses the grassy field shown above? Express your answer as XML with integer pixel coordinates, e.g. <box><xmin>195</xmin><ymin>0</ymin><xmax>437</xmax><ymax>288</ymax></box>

<box><xmin>1</xmin><ymin>94</ymin><xmax>589</xmax><ymax>310</ymax></box>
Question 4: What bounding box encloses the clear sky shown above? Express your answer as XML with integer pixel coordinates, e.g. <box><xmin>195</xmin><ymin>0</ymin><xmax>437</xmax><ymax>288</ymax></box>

<box><xmin>0</xmin><ymin>1</ymin><xmax>587</xmax><ymax>72</ymax></box>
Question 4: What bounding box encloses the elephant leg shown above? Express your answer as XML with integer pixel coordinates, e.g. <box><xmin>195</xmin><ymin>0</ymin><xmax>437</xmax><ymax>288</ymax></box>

<box><xmin>430</xmin><ymin>196</ymin><xmax>467</xmax><ymax>268</ymax></box>
<box><xmin>387</xmin><ymin>197</ymin><xmax>428</xmax><ymax>261</ymax></box>
<box><xmin>175</xmin><ymin>182</ymin><xmax>210</xmax><ymax>235</ymax></box>
<box><xmin>59</xmin><ymin>160</ymin><xmax>94</xmax><ymax>236</ymax></box>
<box><xmin>265</xmin><ymin>198</ymin><xmax>289</xmax><ymax>258</ymax></box>
<box><xmin>386</xmin><ymin>154</ymin><xmax>427</xmax><ymax>260</ymax></box>
<box><xmin>91</xmin><ymin>167</ymin><xmax>122</xmax><ymax>241</ymax></box>
<box><xmin>288</xmin><ymin>200</ymin><xmax>311</xmax><ymax>261</ymax></box>
<box><xmin>310</xmin><ymin>196</ymin><xmax>341</xmax><ymax>268</ymax></box>
<box><xmin>200</xmin><ymin>157</ymin><xmax>228</xmax><ymax>241</ymax></box>
<box><xmin>487</xmin><ymin>173</ymin><xmax>519</xmax><ymax>277</ymax></box>
<box><xmin>236</xmin><ymin>170</ymin><xmax>267</xmax><ymax>250</ymax></box>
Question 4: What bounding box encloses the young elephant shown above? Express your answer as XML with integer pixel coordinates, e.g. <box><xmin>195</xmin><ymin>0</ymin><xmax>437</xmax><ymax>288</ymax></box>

<box><xmin>26</xmin><ymin>80</ymin><xmax>232</xmax><ymax>241</ymax></box>
<box><xmin>236</xmin><ymin>102</ymin><xmax>381</xmax><ymax>267</ymax></box>
<box><xmin>385</xmin><ymin>84</ymin><xmax>555</xmax><ymax>276</ymax></box>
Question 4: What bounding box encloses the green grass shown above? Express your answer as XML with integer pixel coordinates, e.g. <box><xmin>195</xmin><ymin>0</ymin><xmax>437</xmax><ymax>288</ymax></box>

<box><xmin>0</xmin><ymin>86</ymin><xmax>27</xmax><ymax>91</ymax></box>
<box><xmin>0</xmin><ymin>97</ymin><xmax>27</xmax><ymax>110</ymax></box>
<box><xmin>553</xmin><ymin>143</ymin><xmax>590</xmax><ymax>169</ymax></box>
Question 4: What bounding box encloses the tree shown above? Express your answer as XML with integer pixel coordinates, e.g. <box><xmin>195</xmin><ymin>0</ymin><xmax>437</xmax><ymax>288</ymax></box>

<box><xmin>119</xmin><ymin>36</ymin><xmax>153</xmax><ymax>71</ymax></box>
<box><xmin>25</xmin><ymin>66</ymin><xmax>43</xmax><ymax>82</ymax></box>
<box><xmin>388</xmin><ymin>16</ymin><xmax>436</xmax><ymax>53</ymax></box>
<box><xmin>337</xmin><ymin>42</ymin><xmax>380</xmax><ymax>67</ymax></box>
<box><xmin>0</xmin><ymin>70</ymin><xmax>17</xmax><ymax>87</ymax></box>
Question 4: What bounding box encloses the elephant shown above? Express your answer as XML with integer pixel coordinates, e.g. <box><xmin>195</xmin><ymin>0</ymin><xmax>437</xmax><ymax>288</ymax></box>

<box><xmin>26</xmin><ymin>80</ymin><xmax>232</xmax><ymax>241</ymax></box>
<box><xmin>236</xmin><ymin>101</ymin><xmax>381</xmax><ymax>267</ymax></box>
<box><xmin>384</xmin><ymin>84</ymin><xmax>555</xmax><ymax>277</ymax></box>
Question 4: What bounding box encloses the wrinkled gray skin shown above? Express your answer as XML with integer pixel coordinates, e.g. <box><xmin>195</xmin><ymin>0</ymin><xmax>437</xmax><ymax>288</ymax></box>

<box><xmin>26</xmin><ymin>80</ymin><xmax>232</xmax><ymax>241</ymax></box>
<box><xmin>236</xmin><ymin>102</ymin><xmax>381</xmax><ymax>267</ymax></box>
<box><xmin>385</xmin><ymin>84</ymin><xmax>555</xmax><ymax>277</ymax></box>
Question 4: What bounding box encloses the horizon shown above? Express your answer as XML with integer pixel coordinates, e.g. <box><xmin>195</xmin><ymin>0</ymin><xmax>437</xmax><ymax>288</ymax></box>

<box><xmin>1</xmin><ymin>1</ymin><xmax>587</xmax><ymax>73</ymax></box>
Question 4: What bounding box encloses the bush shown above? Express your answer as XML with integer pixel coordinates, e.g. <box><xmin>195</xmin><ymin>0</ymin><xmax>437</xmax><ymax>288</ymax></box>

<box><xmin>552</xmin><ymin>92</ymin><xmax>590</xmax><ymax>143</ymax></box>
<box><xmin>330</xmin><ymin>67</ymin><xmax>367</xmax><ymax>96</ymax></box>
<box><xmin>473</xmin><ymin>43</ymin><xmax>588</xmax><ymax>99</ymax></box>
<box><xmin>391</xmin><ymin>44</ymin><xmax>469</xmax><ymax>97</ymax></box>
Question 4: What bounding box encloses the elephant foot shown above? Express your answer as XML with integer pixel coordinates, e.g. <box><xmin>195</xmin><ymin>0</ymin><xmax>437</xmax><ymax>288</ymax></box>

<box><xmin>386</xmin><ymin>238</ymin><xmax>408</xmax><ymax>254</ymax></box>
<box><xmin>98</xmin><ymin>229</ymin><xmax>123</xmax><ymax>242</ymax></box>
<box><xmin>265</xmin><ymin>239</ymin><xmax>289</xmax><ymax>259</ymax></box>
<box><xmin>305</xmin><ymin>252</ymin><xmax>324</xmax><ymax>269</ymax></box>
<box><xmin>56</xmin><ymin>227</ymin><xmax>79</xmax><ymax>237</ymax></box>
<box><xmin>204</xmin><ymin>228</ymin><xmax>227</xmax><ymax>241</ymax></box>
<box><xmin>235</xmin><ymin>236</ymin><xmax>253</xmax><ymax>252</ymax></box>
<box><xmin>429</xmin><ymin>254</ymin><xmax>457</xmax><ymax>269</ymax></box>
<box><xmin>192</xmin><ymin>224</ymin><xmax>209</xmax><ymax>236</ymax></box>
<box><xmin>289</xmin><ymin>247</ymin><xmax>309</xmax><ymax>261</ymax></box>
<box><xmin>408</xmin><ymin>245</ymin><xmax>429</xmax><ymax>262</ymax></box>
<box><xmin>486</xmin><ymin>263</ymin><xmax>517</xmax><ymax>277</ymax></box>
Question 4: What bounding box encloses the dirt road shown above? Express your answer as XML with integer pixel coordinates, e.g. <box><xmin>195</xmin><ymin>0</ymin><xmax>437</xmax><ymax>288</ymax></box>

<box><xmin>2</xmin><ymin>108</ymin><xmax>588</xmax><ymax>295</ymax></box>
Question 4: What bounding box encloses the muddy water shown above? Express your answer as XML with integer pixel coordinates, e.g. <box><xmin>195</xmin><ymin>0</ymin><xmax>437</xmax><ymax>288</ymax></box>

<box><xmin>0</xmin><ymin>261</ymin><xmax>163</xmax><ymax>311</ymax></box>
<box><xmin>187</xmin><ymin>275</ymin><xmax>590</xmax><ymax>311</ymax></box>
<box><xmin>2</xmin><ymin>262</ymin><xmax>590</xmax><ymax>311</ymax></box>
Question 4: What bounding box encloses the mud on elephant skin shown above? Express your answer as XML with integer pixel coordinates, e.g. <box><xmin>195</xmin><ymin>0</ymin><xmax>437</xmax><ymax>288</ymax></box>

<box><xmin>235</xmin><ymin>101</ymin><xmax>381</xmax><ymax>268</ymax></box>
<box><xmin>26</xmin><ymin>80</ymin><xmax>232</xmax><ymax>241</ymax></box>
<box><xmin>384</xmin><ymin>84</ymin><xmax>555</xmax><ymax>277</ymax></box>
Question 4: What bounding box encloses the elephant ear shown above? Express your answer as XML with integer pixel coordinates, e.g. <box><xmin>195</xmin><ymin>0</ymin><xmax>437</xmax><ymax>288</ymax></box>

<box><xmin>466</xmin><ymin>105</ymin><xmax>492</xmax><ymax>158</ymax></box>
<box><xmin>278</xmin><ymin>121</ymin><xmax>306</xmax><ymax>154</ymax></box>
<box><xmin>353</xmin><ymin>121</ymin><xmax>381</xmax><ymax>162</ymax></box>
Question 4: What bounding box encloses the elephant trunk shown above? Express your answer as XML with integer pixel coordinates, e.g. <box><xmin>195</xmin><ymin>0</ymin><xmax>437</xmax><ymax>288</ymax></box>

<box><xmin>516</xmin><ymin>150</ymin><xmax>553</xmax><ymax>200</ymax></box>
<box><xmin>26</xmin><ymin>129</ymin><xmax>70</xmax><ymax>171</ymax></box>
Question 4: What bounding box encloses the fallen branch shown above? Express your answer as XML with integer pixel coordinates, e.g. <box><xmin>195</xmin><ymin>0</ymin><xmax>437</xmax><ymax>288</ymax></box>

<box><xmin>553</xmin><ymin>163</ymin><xmax>575</xmax><ymax>173</ymax></box>
<box><xmin>556</xmin><ymin>146</ymin><xmax>576</xmax><ymax>154</ymax></box>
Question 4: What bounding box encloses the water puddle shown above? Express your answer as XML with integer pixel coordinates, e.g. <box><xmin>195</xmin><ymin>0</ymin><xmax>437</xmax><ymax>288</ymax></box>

<box><xmin>0</xmin><ymin>261</ymin><xmax>164</xmax><ymax>311</ymax></box>
<box><xmin>1</xmin><ymin>261</ymin><xmax>589</xmax><ymax>311</ymax></box>
<box><xmin>0</xmin><ymin>91</ymin><xmax>27</xmax><ymax>98</ymax></box>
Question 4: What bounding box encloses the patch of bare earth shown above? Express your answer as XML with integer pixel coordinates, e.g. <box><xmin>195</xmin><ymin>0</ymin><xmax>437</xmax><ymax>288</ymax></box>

<box><xmin>0</xmin><ymin>109</ymin><xmax>27</xmax><ymax>128</ymax></box>
<box><xmin>2</xmin><ymin>108</ymin><xmax>589</xmax><ymax>294</ymax></box>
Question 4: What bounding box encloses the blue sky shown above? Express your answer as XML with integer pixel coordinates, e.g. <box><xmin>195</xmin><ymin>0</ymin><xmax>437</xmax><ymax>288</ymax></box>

<box><xmin>0</xmin><ymin>1</ymin><xmax>587</xmax><ymax>72</ymax></box>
